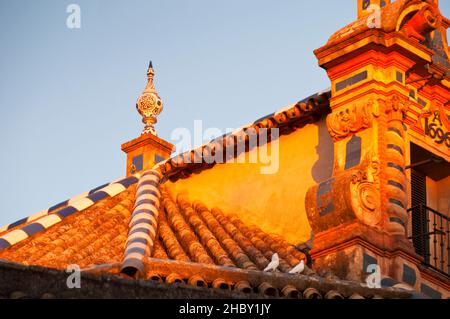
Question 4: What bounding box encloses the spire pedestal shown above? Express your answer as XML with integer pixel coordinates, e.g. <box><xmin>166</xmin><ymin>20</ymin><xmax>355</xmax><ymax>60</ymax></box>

<box><xmin>121</xmin><ymin>134</ymin><xmax>173</xmax><ymax>176</ymax></box>
<box><xmin>122</xmin><ymin>61</ymin><xmax>174</xmax><ymax>176</ymax></box>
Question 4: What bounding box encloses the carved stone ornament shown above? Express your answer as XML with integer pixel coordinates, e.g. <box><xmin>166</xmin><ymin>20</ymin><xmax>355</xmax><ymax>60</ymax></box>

<box><xmin>401</xmin><ymin>2</ymin><xmax>439</xmax><ymax>42</ymax></box>
<box><xmin>136</xmin><ymin>61</ymin><xmax>164</xmax><ymax>136</ymax></box>
<box><xmin>305</xmin><ymin>168</ymin><xmax>383</xmax><ymax>235</ymax></box>
<box><xmin>326</xmin><ymin>99</ymin><xmax>379</xmax><ymax>141</ymax></box>
<box><xmin>350</xmin><ymin>170</ymin><xmax>382</xmax><ymax>227</ymax></box>
<box><xmin>379</xmin><ymin>94</ymin><xmax>409</xmax><ymax>123</ymax></box>
<box><xmin>420</xmin><ymin>101</ymin><xmax>450</xmax><ymax>138</ymax></box>
<box><xmin>367</xmin><ymin>154</ymin><xmax>381</xmax><ymax>186</ymax></box>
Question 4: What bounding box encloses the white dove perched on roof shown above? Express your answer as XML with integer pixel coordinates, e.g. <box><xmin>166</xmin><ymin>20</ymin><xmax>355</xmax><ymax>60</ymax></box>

<box><xmin>264</xmin><ymin>253</ymin><xmax>280</xmax><ymax>272</ymax></box>
<box><xmin>288</xmin><ymin>260</ymin><xmax>305</xmax><ymax>274</ymax></box>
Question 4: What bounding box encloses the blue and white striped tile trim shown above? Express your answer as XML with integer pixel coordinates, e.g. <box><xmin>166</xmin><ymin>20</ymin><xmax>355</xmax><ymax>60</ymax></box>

<box><xmin>0</xmin><ymin>174</ymin><xmax>141</xmax><ymax>251</ymax></box>
<box><xmin>121</xmin><ymin>169</ymin><xmax>161</xmax><ymax>277</ymax></box>
<box><xmin>0</xmin><ymin>176</ymin><xmax>132</xmax><ymax>235</ymax></box>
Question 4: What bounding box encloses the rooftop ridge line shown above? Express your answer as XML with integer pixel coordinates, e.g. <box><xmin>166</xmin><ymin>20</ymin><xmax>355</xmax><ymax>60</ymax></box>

<box><xmin>152</xmin><ymin>90</ymin><xmax>331</xmax><ymax>180</ymax></box>
<box><xmin>120</xmin><ymin>170</ymin><xmax>162</xmax><ymax>277</ymax></box>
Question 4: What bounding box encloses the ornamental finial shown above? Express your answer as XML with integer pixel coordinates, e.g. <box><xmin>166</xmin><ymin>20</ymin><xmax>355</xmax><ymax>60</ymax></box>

<box><xmin>136</xmin><ymin>61</ymin><xmax>163</xmax><ymax>135</ymax></box>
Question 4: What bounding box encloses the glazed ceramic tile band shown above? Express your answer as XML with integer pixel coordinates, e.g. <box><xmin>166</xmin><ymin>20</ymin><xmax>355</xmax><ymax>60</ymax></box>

<box><xmin>0</xmin><ymin>175</ymin><xmax>140</xmax><ymax>250</ymax></box>
<box><xmin>121</xmin><ymin>170</ymin><xmax>161</xmax><ymax>277</ymax></box>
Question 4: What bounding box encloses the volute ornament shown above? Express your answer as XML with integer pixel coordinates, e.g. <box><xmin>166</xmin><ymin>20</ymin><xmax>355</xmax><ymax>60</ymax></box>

<box><xmin>379</xmin><ymin>94</ymin><xmax>409</xmax><ymax>122</ymax></box>
<box><xmin>326</xmin><ymin>99</ymin><xmax>379</xmax><ymax>141</ymax></box>
<box><xmin>350</xmin><ymin>170</ymin><xmax>382</xmax><ymax>227</ymax></box>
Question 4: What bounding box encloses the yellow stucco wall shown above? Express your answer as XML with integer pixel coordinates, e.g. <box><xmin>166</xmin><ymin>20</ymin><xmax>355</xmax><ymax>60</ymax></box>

<box><xmin>426</xmin><ymin>176</ymin><xmax>450</xmax><ymax>217</ymax></box>
<box><xmin>166</xmin><ymin>117</ymin><xmax>334</xmax><ymax>245</ymax></box>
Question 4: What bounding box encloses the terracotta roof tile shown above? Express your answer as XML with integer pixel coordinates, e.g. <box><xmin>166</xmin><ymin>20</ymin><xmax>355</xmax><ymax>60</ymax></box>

<box><xmin>0</xmin><ymin>172</ymin><xmax>312</xmax><ymax>298</ymax></box>
<box><xmin>160</xmin><ymin>187</ymin><xmax>214</xmax><ymax>265</ymax></box>
<box><xmin>228</xmin><ymin>215</ymin><xmax>292</xmax><ymax>272</ymax></box>
<box><xmin>0</xmin><ymin>257</ymin><xmax>418</xmax><ymax>299</ymax></box>
<box><xmin>192</xmin><ymin>201</ymin><xmax>257</xmax><ymax>270</ymax></box>
<box><xmin>177</xmin><ymin>194</ymin><xmax>235</xmax><ymax>267</ymax></box>
<box><xmin>0</xmin><ymin>185</ymin><xmax>136</xmax><ymax>269</ymax></box>
<box><xmin>152</xmin><ymin>186</ymin><xmax>306</xmax><ymax>273</ymax></box>
<box><xmin>158</xmin><ymin>205</ymin><xmax>190</xmax><ymax>262</ymax></box>
<box><xmin>210</xmin><ymin>207</ymin><xmax>269</xmax><ymax>270</ymax></box>
<box><xmin>152</xmin><ymin>239</ymin><xmax>168</xmax><ymax>259</ymax></box>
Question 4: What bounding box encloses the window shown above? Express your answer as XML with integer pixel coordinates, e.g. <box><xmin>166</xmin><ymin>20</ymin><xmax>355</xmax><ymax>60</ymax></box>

<box><xmin>345</xmin><ymin>135</ymin><xmax>362</xmax><ymax>170</ymax></box>
<box><xmin>362</xmin><ymin>0</ymin><xmax>371</xmax><ymax>10</ymax></box>
<box><xmin>408</xmin><ymin>143</ymin><xmax>450</xmax><ymax>276</ymax></box>
<box><xmin>396</xmin><ymin>71</ymin><xmax>404</xmax><ymax>84</ymax></box>
<box><xmin>154</xmin><ymin>153</ymin><xmax>165</xmax><ymax>164</ymax></box>
<box><xmin>418</xmin><ymin>97</ymin><xmax>427</xmax><ymax>108</ymax></box>
<box><xmin>335</xmin><ymin>71</ymin><xmax>368</xmax><ymax>92</ymax></box>
<box><xmin>410</xmin><ymin>169</ymin><xmax>428</xmax><ymax>258</ymax></box>
<box><xmin>132</xmin><ymin>154</ymin><xmax>143</xmax><ymax>172</ymax></box>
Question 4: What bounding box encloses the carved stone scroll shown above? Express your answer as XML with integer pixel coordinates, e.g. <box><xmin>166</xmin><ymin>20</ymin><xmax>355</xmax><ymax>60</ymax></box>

<box><xmin>326</xmin><ymin>99</ymin><xmax>379</xmax><ymax>141</ymax></box>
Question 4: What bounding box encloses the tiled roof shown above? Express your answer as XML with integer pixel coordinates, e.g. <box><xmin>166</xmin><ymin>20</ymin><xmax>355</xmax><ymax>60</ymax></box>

<box><xmin>0</xmin><ymin>90</ymin><xmax>414</xmax><ymax>298</ymax></box>
<box><xmin>0</xmin><ymin>169</ymin><xmax>316</xmax><ymax>297</ymax></box>
<box><xmin>0</xmin><ymin>185</ymin><xmax>136</xmax><ymax>269</ymax></box>
<box><xmin>0</xmin><ymin>179</ymin><xmax>306</xmax><ymax>271</ymax></box>
<box><xmin>0</xmin><ymin>92</ymin><xmax>336</xmax><ymax>298</ymax></box>
<box><xmin>0</xmin><ymin>175</ymin><xmax>139</xmax><ymax>244</ymax></box>
<box><xmin>0</xmin><ymin>169</ymin><xmax>418</xmax><ymax>299</ymax></box>
<box><xmin>155</xmin><ymin>186</ymin><xmax>306</xmax><ymax>272</ymax></box>
<box><xmin>0</xmin><ymin>259</ymin><xmax>418</xmax><ymax>299</ymax></box>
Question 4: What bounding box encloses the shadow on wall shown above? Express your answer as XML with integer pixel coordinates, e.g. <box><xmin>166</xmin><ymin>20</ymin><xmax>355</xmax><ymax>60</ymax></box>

<box><xmin>311</xmin><ymin>116</ymin><xmax>334</xmax><ymax>184</ymax></box>
<box><xmin>301</xmin><ymin>116</ymin><xmax>334</xmax><ymax>250</ymax></box>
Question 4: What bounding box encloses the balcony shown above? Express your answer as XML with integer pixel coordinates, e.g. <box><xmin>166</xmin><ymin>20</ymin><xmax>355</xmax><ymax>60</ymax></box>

<box><xmin>408</xmin><ymin>204</ymin><xmax>450</xmax><ymax>278</ymax></box>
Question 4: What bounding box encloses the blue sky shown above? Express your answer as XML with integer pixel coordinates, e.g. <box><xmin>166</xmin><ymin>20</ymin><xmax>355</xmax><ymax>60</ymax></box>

<box><xmin>0</xmin><ymin>1</ymin><xmax>449</xmax><ymax>226</ymax></box>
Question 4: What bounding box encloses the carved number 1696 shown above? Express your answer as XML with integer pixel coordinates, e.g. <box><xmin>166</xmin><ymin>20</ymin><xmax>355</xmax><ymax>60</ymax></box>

<box><xmin>424</xmin><ymin>118</ymin><xmax>450</xmax><ymax>148</ymax></box>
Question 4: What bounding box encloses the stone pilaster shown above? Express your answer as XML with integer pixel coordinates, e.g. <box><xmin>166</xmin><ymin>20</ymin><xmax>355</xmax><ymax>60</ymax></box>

<box><xmin>305</xmin><ymin>94</ymin><xmax>421</xmax><ymax>287</ymax></box>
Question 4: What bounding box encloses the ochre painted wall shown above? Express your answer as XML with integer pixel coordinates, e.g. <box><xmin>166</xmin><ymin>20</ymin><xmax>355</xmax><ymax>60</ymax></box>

<box><xmin>166</xmin><ymin>116</ymin><xmax>334</xmax><ymax>245</ymax></box>
<box><xmin>425</xmin><ymin>176</ymin><xmax>450</xmax><ymax>274</ymax></box>
<box><xmin>426</xmin><ymin>176</ymin><xmax>450</xmax><ymax>217</ymax></box>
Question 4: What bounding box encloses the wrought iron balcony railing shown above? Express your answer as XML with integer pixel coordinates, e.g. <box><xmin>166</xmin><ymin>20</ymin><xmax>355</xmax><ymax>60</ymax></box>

<box><xmin>407</xmin><ymin>204</ymin><xmax>449</xmax><ymax>278</ymax></box>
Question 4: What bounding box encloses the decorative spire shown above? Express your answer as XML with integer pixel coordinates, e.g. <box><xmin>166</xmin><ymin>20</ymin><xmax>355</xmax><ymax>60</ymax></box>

<box><xmin>136</xmin><ymin>61</ymin><xmax>164</xmax><ymax>135</ymax></box>
<box><xmin>357</xmin><ymin>0</ymin><xmax>390</xmax><ymax>19</ymax></box>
